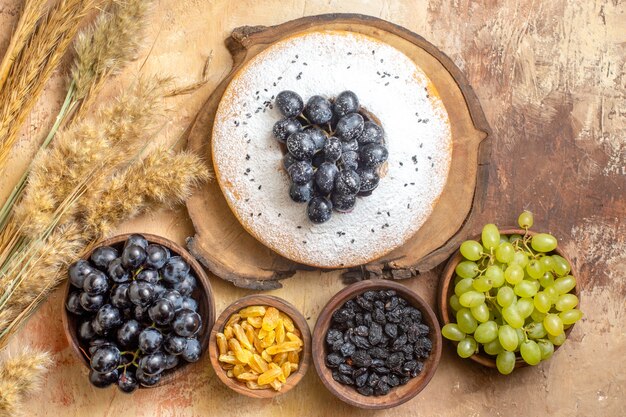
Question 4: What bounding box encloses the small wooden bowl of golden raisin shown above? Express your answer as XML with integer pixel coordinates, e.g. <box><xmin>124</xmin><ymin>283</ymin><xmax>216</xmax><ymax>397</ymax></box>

<box><xmin>208</xmin><ymin>295</ymin><xmax>311</xmax><ymax>398</ymax></box>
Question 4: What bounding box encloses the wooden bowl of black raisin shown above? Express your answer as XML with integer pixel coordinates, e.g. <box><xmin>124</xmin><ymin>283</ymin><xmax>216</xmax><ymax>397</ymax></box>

<box><xmin>312</xmin><ymin>280</ymin><xmax>442</xmax><ymax>409</ymax></box>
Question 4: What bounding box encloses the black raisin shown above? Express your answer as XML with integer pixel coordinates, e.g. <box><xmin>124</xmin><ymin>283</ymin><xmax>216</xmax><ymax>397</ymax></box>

<box><xmin>355</xmin><ymin>371</ymin><xmax>369</xmax><ymax>387</ymax></box>
<box><xmin>415</xmin><ymin>336</ymin><xmax>432</xmax><ymax>352</ymax></box>
<box><xmin>373</xmin><ymin>366</ymin><xmax>390</xmax><ymax>374</ymax></box>
<box><xmin>363</xmin><ymin>313</ymin><xmax>373</xmax><ymax>326</ymax></box>
<box><xmin>385</xmin><ymin>352</ymin><xmax>404</xmax><ymax>368</ymax></box>
<box><xmin>339</xmin><ymin>363</ymin><xmax>354</xmax><ymax>375</ymax></box>
<box><xmin>367</xmin><ymin>372</ymin><xmax>380</xmax><ymax>387</ymax></box>
<box><xmin>368</xmin><ymin>347</ymin><xmax>388</xmax><ymax>359</ymax></box>
<box><xmin>354</xmin><ymin>325</ymin><xmax>369</xmax><ymax>337</ymax></box>
<box><xmin>354</xmin><ymin>313</ymin><xmax>364</xmax><ymax>326</ymax></box>
<box><xmin>374</xmin><ymin>381</ymin><xmax>391</xmax><ymax>396</ymax></box>
<box><xmin>362</xmin><ymin>291</ymin><xmax>377</xmax><ymax>301</ymax></box>
<box><xmin>368</xmin><ymin>322</ymin><xmax>383</xmax><ymax>345</ymax></box>
<box><xmin>356</xmin><ymin>296</ymin><xmax>373</xmax><ymax>311</ymax></box>
<box><xmin>392</xmin><ymin>334</ymin><xmax>408</xmax><ymax>351</ymax></box>
<box><xmin>406</xmin><ymin>323</ymin><xmax>420</xmax><ymax>343</ymax></box>
<box><xmin>386</xmin><ymin>308</ymin><xmax>402</xmax><ymax>323</ymax></box>
<box><xmin>385</xmin><ymin>297</ymin><xmax>399</xmax><ymax>311</ymax></box>
<box><xmin>326</xmin><ymin>353</ymin><xmax>344</xmax><ymax>368</ymax></box>
<box><xmin>417</xmin><ymin>323</ymin><xmax>430</xmax><ymax>336</ymax></box>
<box><xmin>411</xmin><ymin>361</ymin><xmax>424</xmax><ymax>377</ymax></box>
<box><xmin>385</xmin><ymin>290</ymin><xmax>397</xmax><ymax>298</ymax></box>
<box><xmin>354</xmin><ymin>335</ymin><xmax>371</xmax><ymax>349</ymax></box>
<box><xmin>332</xmin><ymin>308</ymin><xmax>355</xmax><ymax>323</ymax></box>
<box><xmin>332</xmin><ymin>370</ymin><xmax>354</xmax><ymax>385</ymax></box>
<box><xmin>384</xmin><ymin>323</ymin><xmax>398</xmax><ymax>338</ymax></box>
<box><xmin>352</xmin><ymin>350</ymin><xmax>372</xmax><ymax>368</ymax></box>
<box><xmin>388</xmin><ymin>374</ymin><xmax>400</xmax><ymax>387</ymax></box>
<box><xmin>401</xmin><ymin>360</ymin><xmax>417</xmax><ymax>376</ymax></box>
<box><xmin>399</xmin><ymin>376</ymin><xmax>410</xmax><ymax>385</ymax></box>
<box><xmin>340</xmin><ymin>342</ymin><xmax>356</xmax><ymax>357</ymax></box>
<box><xmin>357</xmin><ymin>386</ymin><xmax>374</xmax><ymax>396</ymax></box>
<box><xmin>373</xmin><ymin>300</ymin><xmax>385</xmax><ymax>310</ymax></box>
<box><xmin>373</xmin><ymin>308</ymin><xmax>386</xmax><ymax>324</ymax></box>
<box><xmin>331</xmin><ymin>339</ymin><xmax>344</xmax><ymax>353</ymax></box>
<box><xmin>326</xmin><ymin>328</ymin><xmax>343</xmax><ymax>345</ymax></box>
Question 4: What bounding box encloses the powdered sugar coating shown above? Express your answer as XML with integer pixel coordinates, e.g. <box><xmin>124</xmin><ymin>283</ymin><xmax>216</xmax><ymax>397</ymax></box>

<box><xmin>212</xmin><ymin>30</ymin><xmax>452</xmax><ymax>268</ymax></box>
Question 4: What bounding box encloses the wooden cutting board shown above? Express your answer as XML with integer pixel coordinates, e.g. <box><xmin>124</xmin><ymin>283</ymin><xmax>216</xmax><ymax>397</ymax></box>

<box><xmin>185</xmin><ymin>14</ymin><xmax>491</xmax><ymax>289</ymax></box>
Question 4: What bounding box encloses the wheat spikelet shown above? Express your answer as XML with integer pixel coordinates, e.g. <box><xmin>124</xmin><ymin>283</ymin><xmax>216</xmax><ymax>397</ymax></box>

<box><xmin>72</xmin><ymin>0</ymin><xmax>153</xmax><ymax>112</ymax></box>
<box><xmin>0</xmin><ymin>349</ymin><xmax>52</xmax><ymax>417</ymax></box>
<box><xmin>83</xmin><ymin>145</ymin><xmax>211</xmax><ymax>237</ymax></box>
<box><xmin>0</xmin><ymin>224</ymin><xmax>83</xmax><ymax>343</ymax></box>
<box><xmin>12</xmin><ymin>78</ymin><xmax>164</xmax><ymax>238</ymax></box>
<box><xmin>0</xmin><ymin>0</ymin><xmax>48</xmax><ymax>92</ymax></box>
<box><xmin>0</xmin><ymin>0</ymin><xmax>103</xmax><ymax>168</ymax></box>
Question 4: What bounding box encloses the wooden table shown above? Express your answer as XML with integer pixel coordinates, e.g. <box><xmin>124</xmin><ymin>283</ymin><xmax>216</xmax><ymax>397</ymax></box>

<box><xmin>1</xmin><ymin>0</ymin><xmax>624</xmax><ymax>416</ymax></box>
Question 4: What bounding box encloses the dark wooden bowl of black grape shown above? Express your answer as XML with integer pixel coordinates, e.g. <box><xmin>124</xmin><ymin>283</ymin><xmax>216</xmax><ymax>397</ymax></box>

<box><xmin>62</xmin><ymin>233</ymin><xmax>215</xmax><ymax>392</ymax></box>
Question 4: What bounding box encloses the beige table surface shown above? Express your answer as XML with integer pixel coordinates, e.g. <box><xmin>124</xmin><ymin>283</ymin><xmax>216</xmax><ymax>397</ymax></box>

<box><xmin>1</xmin><ymin>0</ymin><xmax>625</xmax><ymax>416</ymax></box>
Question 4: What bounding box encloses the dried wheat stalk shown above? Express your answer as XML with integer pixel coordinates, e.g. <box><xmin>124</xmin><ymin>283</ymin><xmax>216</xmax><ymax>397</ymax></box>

<box><xmin>0</xmin><ymin>0</ymin><xmax>103</xmax><ymax>168</ymax></box>
<box><xmin>0</xmin><ymin>349</ymin><xmax>52</xmax><ymax>417</ymax></box>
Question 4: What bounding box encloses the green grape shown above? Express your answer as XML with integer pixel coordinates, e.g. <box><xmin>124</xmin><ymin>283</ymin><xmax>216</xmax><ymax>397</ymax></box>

<box><xmin>539</xmin><ymin>255</ymin><xmax>555</xmax><ymax>272</ymax></box>
<box><xmin>552</xmin><ymin>255</ymin><xmax>571</xmax><ymax>276</ymax></box>
<box><xmin>457</xmin><ymin>337</ymin><xmax>478</xmax><ymax>358</ymax></box>
<box><xmin>533</xmin><ymin>291</ymin><xmax>552</xmax><ymax>313</ymax></box>
<box><xmin>454</xmin><ymin>274</ymin><xmax>463</xmax><ymax>286</ymax></box>
<box><xmin>544</xmin><ymin>285</ymin><xmax>559</xmax><ymax>303</ymax></box>
<box><xmin>456</xmin><ymin>261</ymin><xmax>479</xmax><ymax>279</ymax></box>
<box><xmin>497</xmin><ymin>286</ymin><xmax>516</xmax><ymax>307</ymax></box>
<box><xmin>496</xmin><ymin>351</ymin><xmax>516</xmax><ymax>375</ymax></box>
<box><xmin>504</xmin><ymin>264</ymin><xmax>524</xmax><ymax>284</ymax></box>
<box><xmin>449</xmin><ymin>294</ymin><xmax>462</xmax><ymax>311</ymax></box>
<box><xmin>502</xmin><ymin>304</ymin><xmax>524</xmax><ymax>329</ymax></box>
<box><xmin>495</xmin><ymin>242</ymin><xmax>515</xmax><ymax>264</ymax></box>
<box><xmin>531</xmin><ymin>233</ymin><xmax>558</xmax><ymax>253</ymax></box>
<box><xmin>538</xmin><ymin>340</ymin><xmax>554</xmax><ymax>360</ymax></box>
<box><xmin>526</xmin><ymin>260</ymin><xmax>544</xmax><ymax>279</ymax></box>
<box><xmin>459</xmin><ymin>291</ymin><xmax>485</xmax><ymax>308</ymax></box>
<box><xmin>485</xmin><ymin>265</ymin><xmax>505</xmax><ymax>287</ymax></box>
<box><xmin>555</xmin><ymin>294</ymin><xmax>578</xmax><ymax>311</ymax></box>
<box><xmin>442</xmin><ymin>323</ymin><xmax>466</xmax><ymax>341</ymax></box>
<box><xmin>460</xmin><ymin>240</ymin><xmax>483</xmax><ymax>261</ymax></box>
<box><xmin>498</xmin><ymin>325</ymin><xmax>518</xmax><ymax>351</ymax></box>
<box><xmin>515</xmin><ymin>328</ymin><xmax>525</xmax><ymax>349</ymax></box>
<box><xmin>483</xmin><ymin>338</ymin><xmax>503</xmax><ymax>355</ymax></box>
<box><xmin>481</xmin><ymin>224</ymin><xmax>500</xmax><ymax>250</ymax></box>
<box><xmin>454</xmin><ymin>278</ymin><xmax>474</xmax><ymax>296</ymax></box>
<box><xmin>499</xmin><ymin>236</ymin><xmax>509</xmax><ymax>244</ymax></box>
<box><xmin>554</xmin><ymin>275</ymin><xmax>576</xmax><ymax>294</ymax></box>
<box><xmin>518</xmin><ymin>210</ymin><xmax>534</xmax><ymax>229</ymax></box>
<box><xmin>456</xmin><ymin>308</ymin><xmax>478</xmax><ymax>333</ymax></box>
<box><xmin>470</xmin><ymin>303</ymin><xmax>490</xmax><ymax>323</ymax></box>
<box><xmin>509</xmin><ymin>234</ymin><xmax>523</xmax><ymax>244</ymax></box>
<box><xmin>530</xmin><ymin>308</ymin><xmax>546</xmax><ymax>323</ymax></box>
<box><xmin>474</xmin><ymin>321</ymin><xmax>498</xmax><ymax>344</ymax></box>
<box><xmin>514</xmin><ymin>280</ymin><xmax>538</xmax><ymax>298</ymax></box>
<box><xmin>511</xmin><ymin>252</ymin><xmax>529</xmax><ymax>268</ymax></box>
<box><xmin>548</xmin><ymin>332</ymin><xmax>566</xmax><ymax>346</ymax></box>
<box><xmin>520</xmin><ymin>340</ymin><xmax>541</xmax><ymax>365</ymax></box>
<box><xmin>538</xmin><ymin>271</ymin><xmax>555</xmax><ymax>288</ymax></box>
<box><xmin>559</xmin><ymin>309</ymin><xmax>583</xmax><ymax>325</ymax></box>
<box><xmin>516</xmin><ymin>298</ymin><xmax>534</xmax><ymax>318</ymax></box>
<box><xmin>544</xmin><ymin>313</ymin><xmax>564</xmax><ymax>336</ymax></box>
<box><xmin>473</xmin><ymin>276</ymin><xmax>493</xmax><ymax>292</ymax></box>
<box><xmin>526</xmin><ymin>321</ymin><xmax>547</xmax><ymax>339</ymax></box>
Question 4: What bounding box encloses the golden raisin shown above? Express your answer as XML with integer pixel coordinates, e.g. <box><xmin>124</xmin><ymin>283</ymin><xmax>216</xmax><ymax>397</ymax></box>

<box><xmin>287</xmin><ymin>351</ymin><xmax>299</xmax><ymax>364</ymax></box>
<box><xmin>226</xmin><ymin>313</ymin><xmax>241</xmax><ymax>328</ymax></box>
<box><xmin>262</xmin><ymin>307</ymin><xmax>280</xmax><ymax>331</ymax></box>
<box><xmin>216</xmin><ymin>333</ymin><xmax>228</xmax><ymax>355</ymax></box>
<box><xmin>281</xmin><ymin>362</ymin><xmax>291</xmax><ymax>380</ymax></box>
<box><xmin>273</xmin><ymin>352</ymin><xmax>288</xmax><ymax>366</ymax></box>
<box><xmin>239</xmin><ymin>306</ymin><xmax>266</xmax><ymax>318</ymax></box>
<box><xmin>247</xmin><ymin>316</ymin><xmax>263</xmax><ymax>328</ymax></box>
<box><xmin>279</xmin><ymin>313</ymin><xmax>295</xmax><ymax>332</ymax></box>
<box><xmin>257</xmin><ymin>366</ymin><xmax>283</xmax><ymax>386</ymax></box>
<box><xmin>249</xmin><ymin>354</ymin><xmax>269</xmax><ymax>374</ymax></box>
<box><xmin>275</xmin><ymin>319</ymin><xmax>285</xmax><ymax>344</ymax></box>
<box><xmin>233</xmin><ymin>323</ymin><xmax>253</xmax><ymax>350</ymax></box>
<box><xmin>266</xmin><ymin>341</ymin><xmax>301</xmax><ymax>355</ymax></box>
<box><xmin>236</xmin><ymin>372</ymin><xmax>258</xmax><ymax>382</ymax></box>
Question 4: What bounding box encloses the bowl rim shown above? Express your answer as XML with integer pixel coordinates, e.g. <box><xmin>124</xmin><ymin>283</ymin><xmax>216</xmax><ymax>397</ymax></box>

<box><xmin>61</xmin><ymin>232</ymin><xmax>216</xmax><ymax>387</ymax></box>
<box><xmin>437</xmin><ymin>227</ymin><xmax>580</xmax><ymax>369</ymax></box>
<box><xmin>312</xmin><ymin>279</ymin><xmax>442</xmax><ymax>410</ymax></box>
<box><xmin>208</xmin><ymin>294</ymin><xmax>312</xmax><ymax>398</ymax></box>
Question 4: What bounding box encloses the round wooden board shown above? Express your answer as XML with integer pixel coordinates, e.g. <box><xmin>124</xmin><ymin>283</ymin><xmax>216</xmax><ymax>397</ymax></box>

<box><xmin>185</xmin><ymin>14</ymin><xmax>491</xmax><ymax>290</ymax></box>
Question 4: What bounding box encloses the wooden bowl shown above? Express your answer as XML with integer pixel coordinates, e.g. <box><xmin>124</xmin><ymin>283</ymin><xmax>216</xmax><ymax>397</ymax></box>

<box><xmin>437</xmin><ymin>228</ymin><xmax>580</xmax><ymax>369</ymax></box>
<box><xmin>312</xmin><ymin>280</ymin><xmax>442</xmax><ymax>409</ymax></box>
<box><xmin>208</xmin><ymin>295</ymin><xmax>311</xmax><ymax>398</ymax></box>
<box><xmin>61</xmin><ymin>233</ymin><xmax>215</xmax><ymax>388</ymax></box>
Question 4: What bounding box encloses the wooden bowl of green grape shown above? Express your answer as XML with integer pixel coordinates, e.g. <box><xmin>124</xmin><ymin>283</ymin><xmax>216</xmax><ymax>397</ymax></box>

<box><xmin>437</xmin><ymin>211</ymin><xmax>582</xmax><ymax>374</ymax></box>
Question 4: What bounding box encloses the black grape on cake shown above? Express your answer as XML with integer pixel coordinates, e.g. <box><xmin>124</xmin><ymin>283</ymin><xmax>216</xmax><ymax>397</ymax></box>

<box><xmin>273</xmin><ymin>90</ymin><xmax>388</xmax><ymax>224</ymax></box>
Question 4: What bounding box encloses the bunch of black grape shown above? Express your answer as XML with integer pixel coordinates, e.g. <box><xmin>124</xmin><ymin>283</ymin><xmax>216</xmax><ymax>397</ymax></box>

<box><xmin>273</xmin><ymin>90</ymin><xmax>388</xmax><ymax>224</ymax></box>
<box><xmin>65</xmin><ymin>234</ymin><xmax>203</xmax><ymax>393</ymax></box>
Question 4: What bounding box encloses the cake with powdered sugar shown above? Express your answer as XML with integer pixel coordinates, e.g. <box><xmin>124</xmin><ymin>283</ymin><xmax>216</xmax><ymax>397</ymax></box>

<box><xmin>211</xmin><ymin>30</ymin><xmax>452</xmax><ymax>268</ymax></box>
